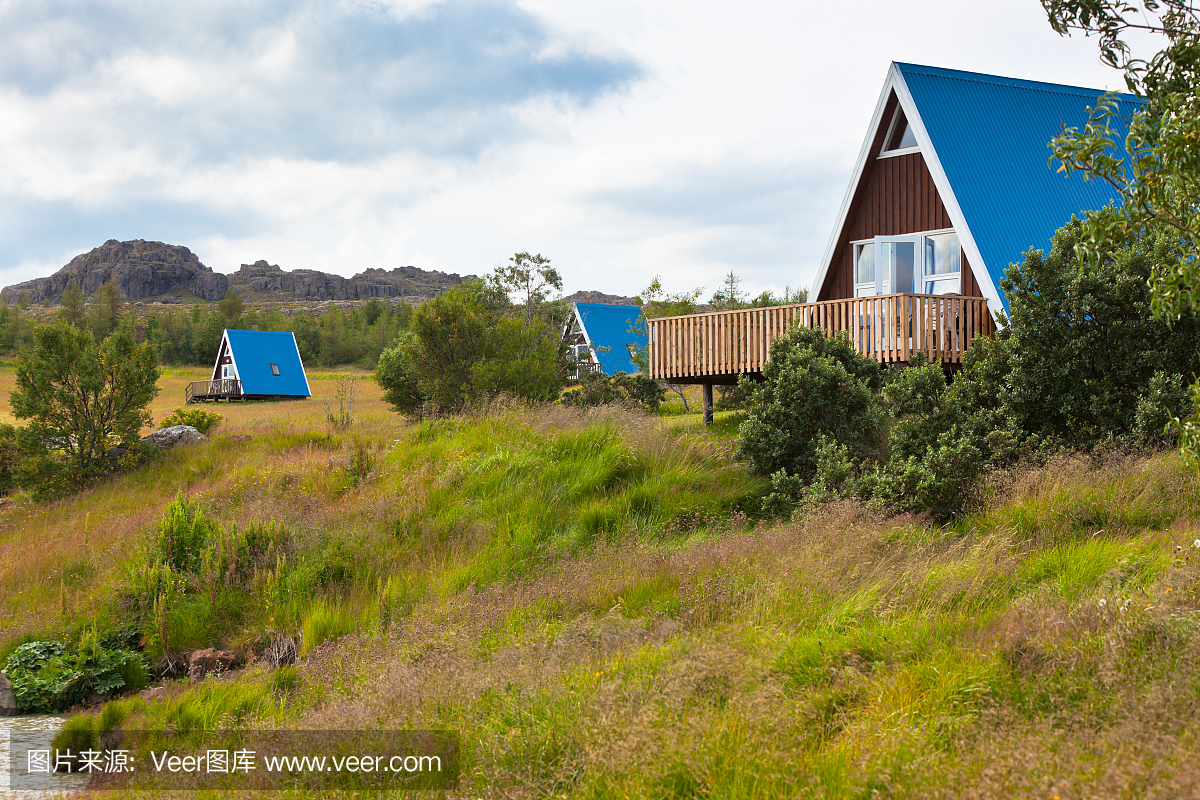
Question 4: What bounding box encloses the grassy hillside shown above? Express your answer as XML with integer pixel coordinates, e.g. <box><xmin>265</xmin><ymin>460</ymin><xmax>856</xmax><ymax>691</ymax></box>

<box><xmin>3</xmin><ymin>370</ymin><xmax>1200</xmax><ymax>797</ymax></box>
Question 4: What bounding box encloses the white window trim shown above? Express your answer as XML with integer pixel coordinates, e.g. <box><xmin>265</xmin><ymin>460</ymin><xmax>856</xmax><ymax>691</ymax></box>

<box><xmin>852</xmin><ymin>239</ymin><xmax>876</xmax><ymax>297</ymax></box>
<box><xmin>878</xmin><ymin>145</ymin><xmax>920</xmax><ymax>160</ymax></box>
<box><xmin>853</xmin><ymin>229</ymin><xmax>963</xmax><ymax>296</ymax></box>
<box><xmin>878</xmin><ymin>107</ymin><xmax>920</xmax><ymax>159</ymax></box>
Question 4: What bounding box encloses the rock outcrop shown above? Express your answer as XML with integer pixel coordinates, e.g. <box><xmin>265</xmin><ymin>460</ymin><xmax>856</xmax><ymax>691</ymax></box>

<box><xmin>563</xmin><ymin>290</ymin><xmax>638</xmax><ymax>306</ymax></box>
<box><xmin>1</xmin><ymin>240</ymin><xmax>228</xmax><ymax>305</ymax></box>
<box><xmin>0</xmin><ymin>672</ymin><xmax>18</xmax><ymax>716</ymax></box>
<box><xmin>0</xmin><ymin>241</ymin><xmax>475</xmax><ymax>306</ymax></box>
<box><xmin>142</xmin><ymin>425</ymin><xmax>208</xmax><ymax>450</ymax></box>
<box><xmin>226</xmin><ymin>260</ymin><xmax>470</xmax><ymax>301</ymax></box>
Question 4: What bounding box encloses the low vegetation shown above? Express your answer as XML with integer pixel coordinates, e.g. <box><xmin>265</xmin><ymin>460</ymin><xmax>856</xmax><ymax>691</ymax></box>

<box><xmin>0</xmin><ymin>361</ymin><xmax>1195</xmax><ymax>797</ymax></box>
<box><xmin>0</xmin><ymin>240</ymin><xmax>1198</xmax><ymax>796</ymax></box>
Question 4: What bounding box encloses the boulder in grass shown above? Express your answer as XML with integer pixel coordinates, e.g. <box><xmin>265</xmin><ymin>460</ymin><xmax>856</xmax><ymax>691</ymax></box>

<box><xmin>142</xmin><ymin>425</ymin><xmax>208</xmax><ymax>450</ymax></box>
<box><xmin>188</xmin><ymin>648</ymin><xmax>237</xmax><ymax>682</ymax></box>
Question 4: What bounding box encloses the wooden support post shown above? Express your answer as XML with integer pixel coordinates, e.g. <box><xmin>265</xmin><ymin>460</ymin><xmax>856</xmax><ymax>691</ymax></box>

<box><xmin>703</xmin><ymin>383</ymin><xmax>714</xmax><ymax>426</ymax></box>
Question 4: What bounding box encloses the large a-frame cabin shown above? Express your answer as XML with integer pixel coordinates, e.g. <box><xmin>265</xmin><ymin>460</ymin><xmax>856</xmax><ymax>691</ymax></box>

<box><xmin>647</xmin><ymin>63</ymin><xmax>1136</xmax><ymax>419</ymax></box>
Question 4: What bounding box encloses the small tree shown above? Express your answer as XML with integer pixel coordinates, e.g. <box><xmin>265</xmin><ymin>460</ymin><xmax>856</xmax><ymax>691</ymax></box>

<box><xmin>375</xmin><ymin>279</ymin><xmax>568</xmax><ymax>415</ymax></box>
<box><xmin>93</xmin><ymin>280</ymin><xmax>123</xmax><ymax>339</ymax></box>
<box><xmin>488</xmin><ymin>252</ymin><xmax>563</xmax><ymax>327</ymax></box>
<box><xmin>59</xmin><ymin>281</ymin><xmax>86</xmax><ymax>329</ymax></box>
<box><xmin>218</xmin><ymin>288</ymin><xmax>245</xmax><ymax>325</ymax></box>
<box><xmin>11</xmin><ymin>321</ymin><xmax>160</xmax><ymax>487</ymax></box>
<box><xmin>709</xmin><ymin>271</ymin><xmax>746</xmax><ymax>310</ymax></box>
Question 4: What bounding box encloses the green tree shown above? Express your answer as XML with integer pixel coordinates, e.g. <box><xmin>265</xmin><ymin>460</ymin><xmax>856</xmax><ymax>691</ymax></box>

<box><xmin>995</xmin><ymin>222</ymin><xmax>1200</xmax><ymax>444</ymax></box>
<box><xmin>59</xmin><ymin>282</ymin><xmax>86</xmax><ymax>329</ymax></box>
<box><xmin>93</xmin><ymin>280</ymin><xmax>124</xmax><ymax>339</ymax></box>
<box><xmin>1043</xmin><ymin>0</ymin><xmax>1200</xmax><ymax>456</ymax></box>
<box><xmin>11</xmin><ymin>321</ymin><xmax>160</xmax><ymax>487</ymax></box>
<box><xmin>17</xmin><ymin>291</ymin><xmax>30</xmax><ymax>310</ymax></box>
<box><xmin>218</xmin><ymin>288</ymin><xmax>245</xmax><ymax>325</ymax></box>
<box><xmin>709</xmin><ymin>271</ymin><xmax>746</xmax><ymax>310</ymax></box>
<box><xmin>488</xmin><ymin>252</ymin><xmax>563</xmax><ymax>327</ymax></box>
<box><xmin>376</xmin><ymin>279</ymin><xmax>567</xmax><ymax>415</ymax></box>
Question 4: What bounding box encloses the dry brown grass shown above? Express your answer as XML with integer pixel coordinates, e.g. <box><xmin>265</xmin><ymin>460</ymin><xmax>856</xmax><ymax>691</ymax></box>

<box><xmin>0</xmin><ymin>364</ymin><xmax>410</xmax><ymax>647</ymax></box>
<box><xmin>6</xmin><ymin>377</ymin><xmax>1200</xmax><ymax>798</ymax></box>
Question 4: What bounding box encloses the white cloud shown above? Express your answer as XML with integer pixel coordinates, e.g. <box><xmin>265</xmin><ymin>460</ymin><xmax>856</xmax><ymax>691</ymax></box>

<box><xmin>0</xmin><ymin>0</ymin><xmax>1130</xmax><ymax>300</ymax></box>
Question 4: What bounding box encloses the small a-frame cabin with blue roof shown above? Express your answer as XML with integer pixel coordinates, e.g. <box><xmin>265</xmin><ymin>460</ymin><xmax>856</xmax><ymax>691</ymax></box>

<box><xmin>563</xmin><ymin>302</ymin><xmax>647</xmax><ymax>379</ymax></box>
<box><xmin>646</xmin><ymin>62</ymin><xmax>1137</xmax><ymax>404</ymax></box>
<box><xmin>185</xmin><ymin>329</ymin><xmax>312</xmax><ymax>403</ymax></box>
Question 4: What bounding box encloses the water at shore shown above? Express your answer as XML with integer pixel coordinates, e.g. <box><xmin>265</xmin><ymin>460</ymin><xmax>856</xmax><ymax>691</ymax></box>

<box><xmin>0</xmin><ymin>715</ymin><xmax>89</xmax><ymax>799</ymax></box>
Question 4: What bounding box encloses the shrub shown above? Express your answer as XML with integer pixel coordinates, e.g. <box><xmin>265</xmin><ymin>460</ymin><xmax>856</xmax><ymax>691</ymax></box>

<box><xmin>155</xmin><ymin>493</ymin><xmax>219</xmax><ymax>574</ymax></box>
<box><xmin>158</xmin><ymin>407</ymin><xmax>222</xmax><ymax>435</ymax></box>
<box><xmin>1134</xmin><ymin>371</ymin><xmax>1192</xmax><ymax>448</ymax></box>
<box><xmin>561</xmin><ymin>371</ymin><xmax>666</xmax><ymax>411</ymax></box>
<box><xmin>10</xmin><ymin>320</ymin><xmax>159</xmax><ymax>490</ymax></box>
<box><xmin>736</xmin><ymin>325</ymin><xmax>884</xmax><ymax>483</ymax></box>
<box><xmin>376</xmin><ymin>280</ymin><xmax>569</xmax><ymax>415</ymax></box>
<box><xmin>2</xmin><ymin>635</ymin><xmax>148</xmax><ymax>713</ymax></box>
<box><xmin>995</xmin><ymin>223</ymin><xmax>1200</xmax><ymax>447</ymax></box>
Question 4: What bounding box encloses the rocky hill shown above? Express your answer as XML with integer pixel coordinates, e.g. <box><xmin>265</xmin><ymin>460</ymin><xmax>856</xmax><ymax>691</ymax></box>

<box><xmin>1</xmin><ymin>240</ymin><xmax>229</xmax><ymax>304</ymax></box>
<box><xmin>0</xmin><ymin>240</ymin><xmax>475</xmax><ymax>306</ymax></box>
<box><xmin>562</xmin><ymin>290</ymin><xmax>637</xmax><ymax>305</ymax></box>
<box><xmin>227</xmin><ymin>260</ymin><xmax>469</xmax><ymax>302</ymax></box>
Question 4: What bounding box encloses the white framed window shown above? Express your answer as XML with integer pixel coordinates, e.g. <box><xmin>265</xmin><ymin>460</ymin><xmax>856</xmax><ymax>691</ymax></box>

<box><xmin>879</xmin><ymin>107</ymin><xmax>920</xmax><ymax>158</ymax></box>
<box><xmin>854</xmin><ymin>242</ymin><xmax>876</xmax><ymax>297</ymax></box>
<box><xmin>923</xmin><ymin>232</ymin><xmax>961</xmax><ymax>295</ymax></box>
<box><xmin>854</xmin><ymin>229</ymin><xmax>961</xmax><ymax>297</ymax></box>
<box><xmin>876</xmin><ymin>235</ymin><xmax>921</xmax><ymax>295</ymax></box>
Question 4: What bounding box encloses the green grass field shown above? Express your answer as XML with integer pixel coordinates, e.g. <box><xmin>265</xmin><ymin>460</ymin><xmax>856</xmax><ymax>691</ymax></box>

<box><xmin>2</xmin><ymin>368</ymin><xmax>1200</xmax><ymax>797</ymax></box>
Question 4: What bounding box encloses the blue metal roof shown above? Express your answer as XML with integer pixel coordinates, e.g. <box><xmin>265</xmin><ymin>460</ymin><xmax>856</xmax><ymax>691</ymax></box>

<box><xmin>225</xmin><ymin>329</ymin><xmax>311</xmax><ymax>397</ymax></box>
<box><xmin>575</xmin><ymin>303</ymin><xmax>646</xmax><ymax>375</ymax></box>
<box><xmin>897</xmin><ymin>63</ymin><xmax>1141</xmax><ymax>310</ymax></box>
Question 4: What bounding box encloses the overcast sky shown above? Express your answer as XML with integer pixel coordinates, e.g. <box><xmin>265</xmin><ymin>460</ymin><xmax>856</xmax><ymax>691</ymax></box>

<box><xmin>0</xmin><ymin>0</ymin><xmax>1129</xmax><ymax>299</ymax></box>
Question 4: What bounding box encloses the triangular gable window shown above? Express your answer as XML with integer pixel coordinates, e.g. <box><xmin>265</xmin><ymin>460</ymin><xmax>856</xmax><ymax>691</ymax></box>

<box><xmin>883</xmin><ymin>110</ymin><xmax>918</xmax><ymax>153</ymax></box>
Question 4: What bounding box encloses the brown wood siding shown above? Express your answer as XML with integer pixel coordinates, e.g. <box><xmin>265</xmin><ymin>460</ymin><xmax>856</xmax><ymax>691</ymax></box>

<box><xmin>961</xmin><ymin>251</ymin><xmax>981</xmax><ymax>297</ymax></box>
<box><xmin>211</xmin><ymin>339</ymin><xmax>229</xmax><ymax>381</ymax></box>
<box><xmin>818</xmin><ymin>91</ymin><xmax>986</xmax><ymax>301</ymax></box>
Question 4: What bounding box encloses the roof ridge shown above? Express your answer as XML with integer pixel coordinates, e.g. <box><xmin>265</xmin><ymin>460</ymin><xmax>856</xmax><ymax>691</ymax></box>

<box><xmin>895</xmin><ymin>62</ymin><xmax>1138</xmax><ymax>103</ymax></box>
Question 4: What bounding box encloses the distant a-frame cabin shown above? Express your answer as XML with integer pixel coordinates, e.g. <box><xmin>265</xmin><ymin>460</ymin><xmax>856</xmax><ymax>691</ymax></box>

<box><xmin>186</xmin><ymin>329</ymin><xmax>312</xmax><ymax>403</ymax></box>
<box><xmin>562</xmin><ymin>302</ymin><xmax>647</xmax><ymax>380</ymax></box>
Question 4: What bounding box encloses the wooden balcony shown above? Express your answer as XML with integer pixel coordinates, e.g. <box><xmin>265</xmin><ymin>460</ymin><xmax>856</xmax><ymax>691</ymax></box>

<box><xmin>185</xmin><ymin>378</ymin><xmax>242</xmax><ymax>403</ymax></box>
<box><xmin>646</xmin><ymin>293</ymin><xmax>995</xmax><ymax>383</ymax></box>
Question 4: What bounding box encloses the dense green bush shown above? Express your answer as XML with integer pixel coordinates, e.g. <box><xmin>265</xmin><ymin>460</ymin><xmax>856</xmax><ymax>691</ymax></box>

<box><xmin>2</xmin><ymin>635</ymin><xmax>147</xmax><ymax>713</ymax></box>
<box><xmin>561</xmin><ymin>371</ymin><xmax>665</xmax><ymax>411</ymax></box>
<box><xmin>745</xmin><ymin>223</ymin><xmax>1200</xmax><ymax>522</ymax></box>
<box><xmin>158</xmin><ymin>407</ymin><xmax>223</xmax><ymax>435</ymax></box>
<box><xmin>994</xmin><ymin>223</ymin><xmax>1200</xmax><ymax>446</ymax></box>
<box><xmin>376</xmin><ymin>280</ymin><xmax>569</xmax><ymax>415</ymax></box>
<box><xmin>736</xmin><ymin>325</ymin><xmax>884</xmax><ymax>484</ymax></box>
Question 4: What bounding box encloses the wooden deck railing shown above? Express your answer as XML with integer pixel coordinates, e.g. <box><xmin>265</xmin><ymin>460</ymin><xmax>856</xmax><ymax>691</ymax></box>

<box><xmin>185</xmin><ymin>378</ymin><xmax>242</xmax><ymax>403</ymax></box>
<box><xmin>647</xmin><ymin>294</ymin><xmax>995</xmax><ymax>382</ymax></box>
